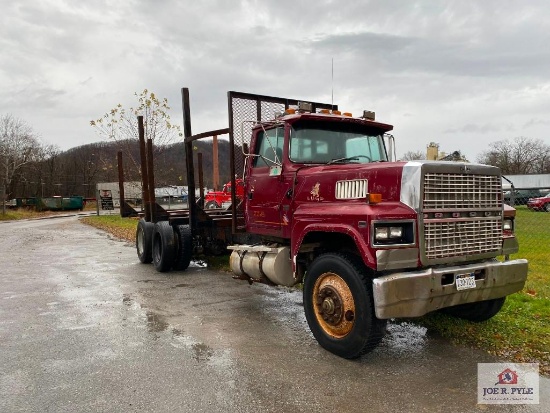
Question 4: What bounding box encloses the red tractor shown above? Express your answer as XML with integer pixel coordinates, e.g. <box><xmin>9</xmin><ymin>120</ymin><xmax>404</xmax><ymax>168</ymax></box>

<box><xmin>204</xmin><ymin>179</ymin><xmax>245</xmax><ymax>209</ymax></box>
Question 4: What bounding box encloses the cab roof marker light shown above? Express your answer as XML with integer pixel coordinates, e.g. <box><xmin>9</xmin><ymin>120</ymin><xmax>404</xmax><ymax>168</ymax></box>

<box><xmin>298</xmin><ymin>101</ymin><xmax>313</xmax><ymax>112</ymax></box>
<box><xmin>285</xmin><ymin>108</ymin><xmax>296</xmax><ymax>115</ymax></box>
<box><xmin>332</xmin><ymin>110</ymin><xmax>341</xmax><ymax>115</ymax></box>
<box><xmin>343</xmin><ymin>112</ymin><xmax>353</xmax><ymax>117</ymax></box>
<box><xmin>362</xmin><ymin>110</ymin><xmax>375</xmax><ymax>121</ymax></box>
<box><xmin>319</xmin><ymin>109</ymin><xmax>330</xmax><ymax>114</ymax></box>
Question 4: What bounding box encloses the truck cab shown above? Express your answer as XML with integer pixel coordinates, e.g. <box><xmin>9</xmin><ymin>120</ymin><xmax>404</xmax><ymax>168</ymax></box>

<box><xmin>245</xmin><ymin>111</ymin><xmax>393</xmax><ymax>241</ymax></box>
<box><xmin>231</xmin><ymin>102</ymin><xmax>528</xmax><ymax>358</ymax></box>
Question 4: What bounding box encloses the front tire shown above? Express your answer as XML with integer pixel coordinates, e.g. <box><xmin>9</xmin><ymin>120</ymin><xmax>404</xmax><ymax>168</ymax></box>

<box><xmin>440</xmin><ymin>297</ymin><xmax>506</xmax><ymax>322</ymax></box>
<box><xmin>136</xmin><ymin>219</ymin><xmax>154</xmax><ymax>264</ymax></box>
<box><xmin>303</xmin><ymin>253</ymin><xmax>387</xmax><ymax>359</ymax></box>
<box><xmin>152</xmin><ymin>221</ymin><xmax>176</xmax><ymax>273</ymax></box>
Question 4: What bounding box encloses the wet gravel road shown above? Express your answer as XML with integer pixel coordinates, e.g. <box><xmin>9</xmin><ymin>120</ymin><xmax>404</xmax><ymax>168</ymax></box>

<box><xmin>1</xmin><ymin>216</ymin><xmax>548</xmax><ymax>412</ymax></box>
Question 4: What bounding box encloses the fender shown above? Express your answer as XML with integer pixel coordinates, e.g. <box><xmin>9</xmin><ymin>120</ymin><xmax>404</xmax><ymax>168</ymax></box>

<box><xmin>291</xmin><ymin>222</ymin><xmax>376</xmax><ymax>273</ymax></box>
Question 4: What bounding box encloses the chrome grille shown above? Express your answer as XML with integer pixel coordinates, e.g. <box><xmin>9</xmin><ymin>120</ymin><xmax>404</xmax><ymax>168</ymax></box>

<box><xmin>423</xmin><ymin>173</ymin><xmax>501</xmax><ymax>210</ymax></box>
<box><xmin>424</xmin><ymin>219</ymin><xmax>502</xmax><ymax>259</ymax></box>
<box><xmin>422</xmin><ymin>172</ymin><xmax>502</xmax><ymax>261</ymax></box>
<box><xmin>335</xmin><ymin>179</ymin><xmax>368</xmax><ymax>199</ymax></box>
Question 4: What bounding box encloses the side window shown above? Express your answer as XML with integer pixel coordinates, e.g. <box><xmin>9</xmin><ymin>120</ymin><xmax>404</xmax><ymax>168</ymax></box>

<box><xmin>254</xmin><ymin>127</ymin><xmax>284</xmax><ymax>167</ymax></box>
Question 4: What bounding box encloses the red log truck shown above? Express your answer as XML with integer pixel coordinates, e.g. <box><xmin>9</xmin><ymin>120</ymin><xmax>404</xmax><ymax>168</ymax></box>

<box><xmin>135</xmin><ymin>88</ymin><xmax>528</xmax><ymax>359</ymax></box>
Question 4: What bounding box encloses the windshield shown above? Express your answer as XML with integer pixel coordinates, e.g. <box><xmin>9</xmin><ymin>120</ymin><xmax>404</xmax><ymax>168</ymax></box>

<box><xmin>289</xmin><ymin>120</ymin><xmax>388</xmax><ymax>164</ymax></box>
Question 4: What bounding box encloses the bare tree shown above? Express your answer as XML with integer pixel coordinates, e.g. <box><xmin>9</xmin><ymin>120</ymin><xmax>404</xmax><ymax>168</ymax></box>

<box><xmin>0</xmin><ymin>114</ymin><xmax>42</xmax><ymax>214</ymax></box>
<box><xmin>477</xmin><ymin>137</ymin><xmax>550</xmax><ymax>174</ymax></box>
<box><xmin>90</xmin><ymin>89</ymin><xmax>183</xmax><ymax>180</ymax></box>
<box><xmin>401</xmin><ymin>150</ymin><xmax>425</xmax><ymax>161</ymax></box>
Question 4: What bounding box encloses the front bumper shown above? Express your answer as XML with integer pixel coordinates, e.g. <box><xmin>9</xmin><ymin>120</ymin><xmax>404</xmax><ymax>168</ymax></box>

<box><xmin>372</xmin><ymin>259</ymin><xmax>528</xmax><ymax>319</ymax></box>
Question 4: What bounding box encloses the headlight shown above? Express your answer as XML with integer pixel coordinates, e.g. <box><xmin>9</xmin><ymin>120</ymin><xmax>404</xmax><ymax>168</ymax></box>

<box><xmin>373</xmin><ymin>222</ymin><xmax>414</xmax><ymax>246</ymax></box>
<box><xmin>375</xmin><ymin>226</ymin><xmax>403</xmax><ymax>240</ymax></box>
<box><xmin>503</xmin><ymin>218</ymin><xmax>513</xmax><ymax>232</ymax></box>
<box><xmin>389</xmin><ymin>226</ymin><xmax>403</xmax><ymax>238</ymax></box>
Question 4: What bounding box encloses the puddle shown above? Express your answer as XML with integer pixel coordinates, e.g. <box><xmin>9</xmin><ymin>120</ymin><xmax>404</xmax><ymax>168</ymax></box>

<box><xmin>172</xmin><ymin>328</ymin><xmax>184</xmax><ymax>337</ymax></box>
<box><xmin>122</xmin><ymin>294</ymin><xmax>133</xmax><ymax>306</ymax></box>
<box><xmin>145</xmin><ymin>310</ymin><xmax>169</xmax><ymax>333</ymax></box>
<box><xmin>137</xmin><ymin>279</ymin><xmax>168</xmax><ymax>284</ymax></box>
<box><xmin>192</xmin><ymin>343</ymin><xmax>214</xmax><ymax>362</ymax></box>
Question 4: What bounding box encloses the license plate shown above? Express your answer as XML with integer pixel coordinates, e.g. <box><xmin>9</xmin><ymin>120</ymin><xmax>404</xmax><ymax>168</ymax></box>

<box><xmin>456</xmin><ymin>273</ymin><xmax>476</xmax><ymax>291</ymax></box>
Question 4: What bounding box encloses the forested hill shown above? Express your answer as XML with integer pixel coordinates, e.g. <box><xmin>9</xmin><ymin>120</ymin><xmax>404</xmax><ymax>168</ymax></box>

<box><xmin>11</xmin><ymin>138</ymin><xmax>233</xmax><ymax>199</ymax></box>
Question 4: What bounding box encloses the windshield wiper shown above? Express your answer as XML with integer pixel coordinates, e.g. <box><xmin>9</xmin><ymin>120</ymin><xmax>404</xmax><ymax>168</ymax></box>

<box><xmin>327</xmin><ymin>155</ymin><xmax>371</xmax><ymax>164</ymax></box>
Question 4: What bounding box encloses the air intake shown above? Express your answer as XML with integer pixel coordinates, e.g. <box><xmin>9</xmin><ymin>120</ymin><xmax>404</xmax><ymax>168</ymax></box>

<box><xmin>335</xmin><ymin>179</ymin><xmax>368</xmax><ymax>199</ymax></box>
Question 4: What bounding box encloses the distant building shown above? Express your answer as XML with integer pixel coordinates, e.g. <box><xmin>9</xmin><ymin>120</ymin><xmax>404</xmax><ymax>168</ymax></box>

<box><xmin>96</xmin><ymin>182</ymin><xmax>141</xmax><ymax>207</ymax></box>
<box><xmin>426</xmin><ymin>142</ymin><xmax>467</xmax><ymax>162</ymax></box>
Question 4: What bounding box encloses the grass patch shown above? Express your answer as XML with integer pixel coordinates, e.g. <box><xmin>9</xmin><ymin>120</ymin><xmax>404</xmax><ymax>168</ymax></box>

<box><xmin>416</xmin><ymin>207</ymin><xmax>550</xmax><ymax>376</ymax></box>
<box><xmin>81</xmin><ymin>215</ymin><xmax>139</xmax><ymax>242</ymax></box>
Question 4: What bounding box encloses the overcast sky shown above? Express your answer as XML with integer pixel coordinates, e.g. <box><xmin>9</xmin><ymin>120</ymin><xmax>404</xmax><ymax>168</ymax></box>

<box><xmin>2</xmin><ymin>0</ymin><xmax>549</xmax><ymax>162</ymax></box>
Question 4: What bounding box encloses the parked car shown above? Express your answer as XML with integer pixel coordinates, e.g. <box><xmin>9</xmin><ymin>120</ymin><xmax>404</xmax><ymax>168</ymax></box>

<box><xmin>503</xmin><ymin>189</ymin><xmax>546</xmax><ymax>205</ymax></box>
<box><xmin>527</xmin><ymin>192</ymin><xmax>550</xmax><ymax>212</ymax></box>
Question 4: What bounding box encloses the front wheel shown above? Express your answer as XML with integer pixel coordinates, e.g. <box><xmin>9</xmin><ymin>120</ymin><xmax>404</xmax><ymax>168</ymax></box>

<box><xmin>440</xmin><ymin>297</ymin><xmax>506</xmax><ymax>322</ymax></box>
<box><xmin>303</xmin><ymin>253</ymin><xmax>387</xmax><ymax>359</ymax></box>
<box><xmin>545</xmin><ymin>203</ymin><xmax>550</xmax><ymax>212</ymax></box>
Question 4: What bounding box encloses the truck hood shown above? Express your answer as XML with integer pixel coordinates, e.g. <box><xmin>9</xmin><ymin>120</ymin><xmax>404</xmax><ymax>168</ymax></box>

<box><xmin>293</xmin><ymin>161</ymin><xmax>406</xmax><ymax>203</ymax></box>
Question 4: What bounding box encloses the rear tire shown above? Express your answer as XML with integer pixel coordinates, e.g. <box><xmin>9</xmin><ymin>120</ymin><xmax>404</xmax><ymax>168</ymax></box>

<box><xmin>173</xmin><ymin>225</ymin><xmax>192</xmax><ymax>271</ymax></box>
<box><xmin>440</xmin><ymin>297</ymin><xmax>506</xmax><ymax>322</ymax></box>
<box><xmin>136</xmin><ymin>219</ymin><xmax>153</xmax><ymax>264</ymax></box>
<box><xmin>152</xmin><ymin>221</ymin><xmax>176</xmax><ymax>273</ymax></box>
<box><xmin>303</xmin><ymin>253</ymin><xmax>387</xmax><ymax>359</ymax></box>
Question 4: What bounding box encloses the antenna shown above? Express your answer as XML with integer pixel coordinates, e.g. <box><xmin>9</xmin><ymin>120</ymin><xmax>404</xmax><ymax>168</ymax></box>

<box><xmin>331</xmin><ymin>58</ymin><xmax>334</xmax><ymax>110</ymax></box>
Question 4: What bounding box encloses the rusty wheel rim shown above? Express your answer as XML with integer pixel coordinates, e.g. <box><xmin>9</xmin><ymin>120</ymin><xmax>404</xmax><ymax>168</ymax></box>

<box><xmin>312</xmin><ymin>272</ymin><xmax>355</xmax><ymax>338</ymax></box>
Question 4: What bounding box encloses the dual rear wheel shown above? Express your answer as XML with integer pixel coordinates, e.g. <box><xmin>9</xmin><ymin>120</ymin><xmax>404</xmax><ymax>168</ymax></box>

<box><xmin>136</xmin><ymin>219</ymin><xmax>154</xmax><ymax>264</ymax></box>
<box><xmin>136</xmin><ymin>219</ymin><xmax>193</xmax><ymax>273</ymax></box>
